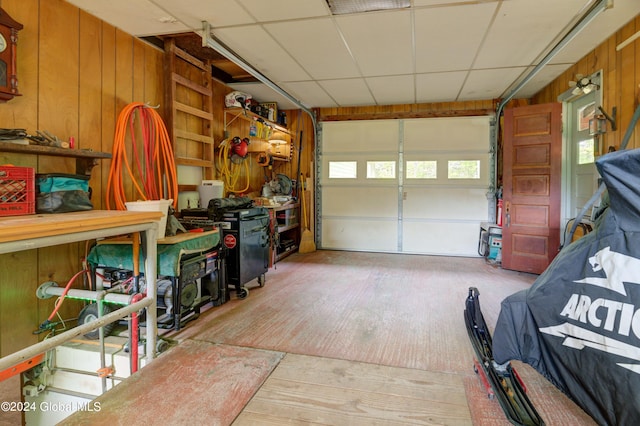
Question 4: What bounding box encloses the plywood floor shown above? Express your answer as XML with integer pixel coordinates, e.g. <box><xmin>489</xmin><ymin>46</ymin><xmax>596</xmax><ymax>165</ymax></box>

<box><xmin>60</xmin><ymin>250</ymin><xmax>595</xmax><ymax>426</ymax></box>
<box><xmin>235</xmin><ymin>353</ymin><xmax>471</xmax><ymax>425</ymax></box>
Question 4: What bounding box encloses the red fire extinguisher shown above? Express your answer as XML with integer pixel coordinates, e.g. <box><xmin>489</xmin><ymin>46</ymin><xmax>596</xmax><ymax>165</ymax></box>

<box><xmin>497</xmin><ymin>199</ymin><xmax>503</xmax><ymax>226</ymax></box>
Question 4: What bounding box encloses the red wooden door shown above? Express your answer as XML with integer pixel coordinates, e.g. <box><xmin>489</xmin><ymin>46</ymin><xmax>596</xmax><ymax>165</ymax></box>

<box><xmin>502</xmin><ymin>103</ymin><xmax>562</xmax><ymax>274</ymax></box>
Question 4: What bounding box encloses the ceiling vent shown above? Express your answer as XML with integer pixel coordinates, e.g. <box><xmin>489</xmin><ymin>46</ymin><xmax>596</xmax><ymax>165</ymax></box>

<box><xmin>325</xmin><ymin>0</ymin><xmax>410</xmax><ymax>15</ymax></box>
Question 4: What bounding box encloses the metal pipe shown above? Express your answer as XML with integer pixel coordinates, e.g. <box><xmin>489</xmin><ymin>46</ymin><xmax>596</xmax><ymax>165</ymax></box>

<box><xmin>37</xmin><ymin>285</ymin><xmax>134</xmax><ymax>305</ymax></box>
<box><xmin>96</xmin><ymin>291</ymin><xmax>107</xmax><ymax>394</ymax></box>
<box><xmin>129</xmin><ymin>293</ymin><xmax>143</xmax><ymax>374</ymax></box>
<box><xmin>200</xmin><ymin>21</ymin><xmax>317</xmax><ymax>133</ymax></box>
<box><xmin>143</xmin><ymin>226</ymin><xmax>158</xmax><ymax>363</ymax></box>
<box><xmin>0</xmin><ymin>298</ymin><xmax>153</xmax><ymax>372</ymax></box>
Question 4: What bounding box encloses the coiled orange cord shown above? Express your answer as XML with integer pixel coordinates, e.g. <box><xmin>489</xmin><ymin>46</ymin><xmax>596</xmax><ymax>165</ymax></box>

<box><xmin>107</xmin><ymin>103</ymin><xmax>178</xmax><ymax>210</ymax></box>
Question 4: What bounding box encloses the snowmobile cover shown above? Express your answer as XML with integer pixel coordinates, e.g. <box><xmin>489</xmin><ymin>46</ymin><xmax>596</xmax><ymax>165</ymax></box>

<box><xmin>493</xmin><ymin>148</ymin><xmax>640</xmax><ymax>425</ymax></box>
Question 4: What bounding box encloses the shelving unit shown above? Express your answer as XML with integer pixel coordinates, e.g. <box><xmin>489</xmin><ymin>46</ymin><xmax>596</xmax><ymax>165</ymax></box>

<box><xmin>0</xmin><ymin>141</ymin><xmax>111</xmax><ymax>175</ymax></box>
<box><xmin>270</xmin><ymin>203</ymin><xmax>300</xmax><ymax>262</ymax></box>
<box><xmin>224</xmin><ymin>107</ymin><xmax>290</xmax><ymax>135</ymax></box>
<box><xmin>223</xmin><ymin>107</ymin><xmax>293</xmax><ymax>161</ymax></box>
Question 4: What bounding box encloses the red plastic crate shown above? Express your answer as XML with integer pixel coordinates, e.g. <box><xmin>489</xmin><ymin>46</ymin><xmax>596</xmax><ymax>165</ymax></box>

<box><xmin>0</xmin><ymin>166</ymin><xmax>35</xmax><ymax>216</ymax></box>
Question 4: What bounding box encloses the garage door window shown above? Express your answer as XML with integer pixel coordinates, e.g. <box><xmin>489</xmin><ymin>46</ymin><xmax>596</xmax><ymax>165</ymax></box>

<box><xmin>406</xmin><ymin>160</ymin><xmax>437</xmax><ymax>179</ymax></box>
<box><xmin>329</xmin><ymin>161</ymin><xmax>357</xmax><ymax>178</ymax></box>
<box><xmin>447</xmin><ymin>160</ymin><xmax>480</xmax><ymax>179</ymax></box>
<box><xmin>367</xmin><ymin>161</ymin><xmax>396</xmax><ymax>179</ymax></box>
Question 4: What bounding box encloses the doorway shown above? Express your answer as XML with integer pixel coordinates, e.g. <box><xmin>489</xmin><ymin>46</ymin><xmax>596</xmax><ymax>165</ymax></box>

<box><xmin>564</xmin><ymin>91</ymin><xmax>599</xmax><ymax>236</ymax></box>
<box><xmin>501</xmin><ymin>103</ymin><xmax>563</xmax><ymax>274</ymax></box>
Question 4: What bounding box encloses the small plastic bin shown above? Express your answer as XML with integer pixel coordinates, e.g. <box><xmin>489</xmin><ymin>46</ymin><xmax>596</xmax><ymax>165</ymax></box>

<box><xmin>0</xmin><ymin>166</ymin><xmax>35</xmax><ymax>216</ymax></box>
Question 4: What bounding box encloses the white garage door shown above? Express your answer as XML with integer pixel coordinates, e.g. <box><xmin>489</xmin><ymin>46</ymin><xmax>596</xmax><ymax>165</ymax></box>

<box><xmin>319</xmin><ymin>116</ymin><xmax>492</xmax><ymax>256</ymax></box>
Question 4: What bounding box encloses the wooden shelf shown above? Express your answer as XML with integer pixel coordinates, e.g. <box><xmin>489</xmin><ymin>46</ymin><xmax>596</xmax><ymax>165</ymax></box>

<box><xmin>224</xmin><ymin>108</ymin><xmax>290</xmax><ymax>135</ymax></box>
<box><xmin>223</xmin><ymin>107</ymin><xmax>292</xmax><ymax>162</ymax></box>
<box><xmin>272</xmin><ymin>203</ymin><xmax>298</xmax><ymax>211</ymax></box>
<box><xmin>276</xmin><ymin>244</ymin><xmax>298</xmax><ymax>262</ymax></box>
<box><xmin>277</xmin><ymin>223</ymin><xmax>299</xmax><ymax>233</ymax></box>
<box><xmin>0</xmin><ymin>141</ymin><xmax>110</xmax><ymax>159</ymax></box>
<box><xmin>0</xmin><ymin>210</ymin><xmax>162</xmax><ymax>246</ymax></box>
<box><xmin>0</xmin><ymin>141</ymin><xmax>112</xmax><ymax>175</ymax></box>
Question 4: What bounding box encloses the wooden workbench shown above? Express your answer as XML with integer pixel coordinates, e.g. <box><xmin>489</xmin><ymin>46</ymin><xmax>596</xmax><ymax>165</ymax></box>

<box><xmin>0</xmin><ymin>210</ymin><xmax>163</xmax><ymax>246</ymax></box>
<box><xmin>0</xmin><ymin>210</ymin><xmax>164</xmax><ymax>373</ymax></box>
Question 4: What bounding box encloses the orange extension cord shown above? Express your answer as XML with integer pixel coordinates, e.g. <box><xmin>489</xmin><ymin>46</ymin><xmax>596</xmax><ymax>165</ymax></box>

<box><xmin>107</xmin><ymin>102</ymin><xmax>178</xmax><ymax>210</ymax></box>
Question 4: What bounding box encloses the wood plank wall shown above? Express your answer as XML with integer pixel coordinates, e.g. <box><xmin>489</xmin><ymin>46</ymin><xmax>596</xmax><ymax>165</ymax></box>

<box><xmin>316</xmin><ymin>100</ymin><xmax>496</xmax><ymax>122</ymax></box>
<box><xmin>0</xmin><ymin>0</ymin><xmax>165</xmax><ymax>356</ymax></box>
<box><xmin>0</xmin><ymin>0</ymin><xmax>316</xmax><ymax>356</ymax></box>
<box><xmin>533</xmin><ymin>15</ymin><xmax>640</xmax><ymax>151</ymax></box>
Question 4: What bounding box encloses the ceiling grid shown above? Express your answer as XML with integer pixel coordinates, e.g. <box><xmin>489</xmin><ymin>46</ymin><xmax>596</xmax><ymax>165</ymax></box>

<box><xmin>65</xmin><ymin>0</ymin><xmax>640</xmax><ymax>109</ymax></box>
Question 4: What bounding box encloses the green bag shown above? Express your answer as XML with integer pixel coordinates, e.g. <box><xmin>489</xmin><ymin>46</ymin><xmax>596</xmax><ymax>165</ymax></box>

<box><xmin>36</xmin><ymin>173</ymin><xmax>93</xmax><ymax>213</ymax></box>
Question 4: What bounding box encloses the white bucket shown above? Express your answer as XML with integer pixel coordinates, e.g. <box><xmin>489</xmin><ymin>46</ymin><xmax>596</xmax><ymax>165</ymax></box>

<box><xmin>198</xmin><ymin>180</ymin><xmax>224</xmax><ymax>208</ymax></box>
<box><xmin>125</xmin><ymin>199</ymin><xmax>173</xmax><ymax>239</ymax></box>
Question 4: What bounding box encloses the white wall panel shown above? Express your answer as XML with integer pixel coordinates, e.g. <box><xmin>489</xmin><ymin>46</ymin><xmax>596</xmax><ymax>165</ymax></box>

<box><xmin>322</xmin><ymin>120</ymin><xmax>399</xmax><ymax>153</ymax></box>
<box><xmin>403</xmin><ymin>188</ymin><xmax>488</xmax><ymax>220</ymax></box>
<box><xmin>404</xmin><ymin>116</ymin><xmax>491</xmax><ymax>151</ymax></box>
<box><xmin>402</xmin><ymin>222</ymin><xmax>480</xmax><ymax>256</ymax></box>
<box><xmin>322</xmin><ymin>187</ymin><xmax>397</xmax><ymax>218</ymax></box>
<box><xmin>321</xmin><ymin>218</ymin><xmax>397</xmax><ymax>252</ymax></box>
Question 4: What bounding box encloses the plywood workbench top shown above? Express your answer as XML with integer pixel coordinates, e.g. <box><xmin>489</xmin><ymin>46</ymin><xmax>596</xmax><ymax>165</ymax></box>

<box><xmin>0</xmin><ymin>210</ymin><xmax>164</xmax><ymax>244</ymax></box>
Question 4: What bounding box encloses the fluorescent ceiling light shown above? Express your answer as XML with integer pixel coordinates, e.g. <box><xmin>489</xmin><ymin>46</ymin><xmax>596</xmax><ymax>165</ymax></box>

<box><xmin>326</xmin><ymin>0</ymin><xmax>410</xmax><ymax>15</ymax></box>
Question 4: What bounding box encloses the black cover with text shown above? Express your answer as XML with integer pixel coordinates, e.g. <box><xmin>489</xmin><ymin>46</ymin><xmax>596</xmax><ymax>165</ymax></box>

<box><xmin>493</xmin><ymin>148</ymin><xmax>640</xmax><ymax>425</ymax></box>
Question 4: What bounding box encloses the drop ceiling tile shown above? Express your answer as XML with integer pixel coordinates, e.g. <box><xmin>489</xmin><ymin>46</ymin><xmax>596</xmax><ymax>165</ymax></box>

<box><xmin>153</xmin><ymin>0</ymin><xmax>255</xmax><ymax>29</ymax></box>
<box><xmin>66</xmin><ymin>0</ymin><xmax>189</xmax><ymax>36</ymax></box>
<box><xmin>335</xmin><ymin>10</ymin><xmax>413</xmax><ymax>76</ymax></box>
<box><xmin>264</xmin><ymin>18</ymin><xmax>361</xmax><ymax>80</ymax></box>
<box><xmin>366</xmin><ymin>75</ymin><xmax>415</xmax><ymax>105</ymax></box>
<box><xmin>511</xmin><ymin>63</ymin><xmax>573</xmax><ymax>98</ymax></box>
<box><xmin>69</xmin><ymin>0</ymin><xmax>640</xmax><ymax>108</ymax></box>
<box><xmin>414</xmin><ymin>0</ymin><xmax>471</xmax><ymax>6</ymax></box>
<box><xmin>279</xmin><ymin>81</ymin><xmax>338</xmax><ymax>108</ymax></box>
<box><xmin>237</xmin><ymin>0</ymin><xmax>330</xmax><ymax>22</ymax></box>
<box><xmin>474</xmin><ymin>0</ymin><xmax>591</xmax><ymax>69</ymax></box>
<box><xmin>415</xmin><ymin>71</ymin><xmax>467</xmax><ymax>103</ymax></box>
<box><xmin>549</xmin><ymin>0</ymin><xmax>640</xmax><ymax>65</ymax></box>
<box><xmin>460</xmin><ymin>68</ymin><xmax>527</xmax><ymax>100</ymax></box>
<box><xmin>414</xmin><ymin>3</ymin><xmax>497</xmax><ymax>73</ymax></box>
<box><xmin>213</xmin><ymin>26</ymin><xmax>312</xmax><ymax>82</ymax></box>
<box><xmin>319</xmin><ymin>79</ymin><xmax>375</xmax><ymax>106</ymax></box>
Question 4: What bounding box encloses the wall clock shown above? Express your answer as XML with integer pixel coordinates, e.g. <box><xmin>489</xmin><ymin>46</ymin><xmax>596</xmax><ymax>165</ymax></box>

<box><xmin>0</xmin><ymin>7</ymin><xmax>23</xmax><ymax>102</ymax></box>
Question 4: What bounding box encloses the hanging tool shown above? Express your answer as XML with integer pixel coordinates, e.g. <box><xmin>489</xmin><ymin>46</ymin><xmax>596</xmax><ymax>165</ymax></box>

<box><xmin>299</xmin><ymin>174</ymin><xmax>316</xmax><ymax>253</ymax></box>
<box><xmin>217</xmin><ymin>137</ymin><xmax>250</xmax><ymax>194</ymax></box>
<box><xmin>295</xmin><ymin>130</ymin><xmax>303</xmax><ymax>199</ymax></box>
<box><xmin>294</xmin><ymin>111</ymin><xmax>303</xmax><ymax>200</ymax></box>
